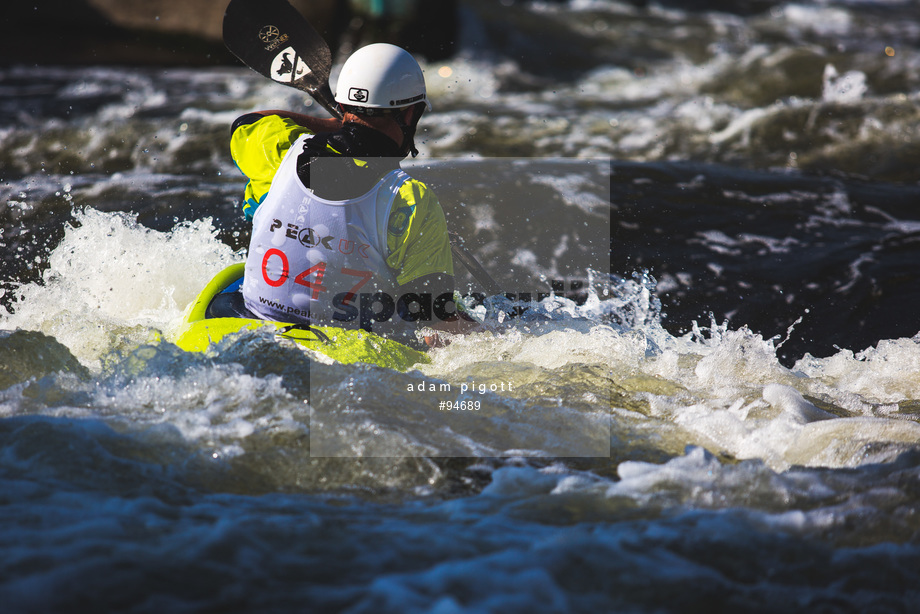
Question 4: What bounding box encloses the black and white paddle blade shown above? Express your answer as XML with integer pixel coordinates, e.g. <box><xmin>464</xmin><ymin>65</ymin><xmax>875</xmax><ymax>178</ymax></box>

<box><xmin>222</xmin><ymin>0</ymin><xmax>341</xmax><ymax>117</ymax></box>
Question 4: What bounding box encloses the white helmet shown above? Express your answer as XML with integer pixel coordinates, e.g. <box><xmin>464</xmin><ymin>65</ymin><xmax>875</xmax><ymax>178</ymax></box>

<box><xmin>334</xmin><ymin>43</ymin><xmax>431</xmax><ymax>112</ymax></box>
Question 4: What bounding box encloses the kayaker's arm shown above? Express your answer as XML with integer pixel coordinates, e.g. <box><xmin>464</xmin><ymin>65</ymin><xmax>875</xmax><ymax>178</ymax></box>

<box><xmin>230</xmin><ymin>113</ymin><xmax>343</xmax><ymax>219</ymax></box>
<box><xmin>231</xmin><ymin>110</ymin><xmax>341</xmax><ymax>136</ymax></box>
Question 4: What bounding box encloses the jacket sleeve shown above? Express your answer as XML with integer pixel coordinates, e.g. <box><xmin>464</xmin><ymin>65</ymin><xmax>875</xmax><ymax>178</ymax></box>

<box><xmin>230</xmin><ymin>114</ymin><xmax>313</xmax><ymax>219</ymax></box>
<box><xmin>385</xmin><ymin>179</ymin><xmax>454</xmax><ymax>286</ymax></box>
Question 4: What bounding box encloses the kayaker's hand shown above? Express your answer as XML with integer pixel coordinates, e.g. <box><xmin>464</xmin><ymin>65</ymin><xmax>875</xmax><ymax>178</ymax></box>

<box><xmin>424</xmin><ymin>332</ymin><xmax>448</xmax><ymax>348</ymax></box>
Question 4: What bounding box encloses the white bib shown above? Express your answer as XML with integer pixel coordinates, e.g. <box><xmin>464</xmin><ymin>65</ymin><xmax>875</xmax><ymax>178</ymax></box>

<box><xmin>243</xmin><ymin>134</ymin><xmax>408</xmax><ymax>331</ymax></box>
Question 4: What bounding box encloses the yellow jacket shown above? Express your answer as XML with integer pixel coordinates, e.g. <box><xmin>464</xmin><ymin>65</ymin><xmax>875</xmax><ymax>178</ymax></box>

<box><xmin>230</xmin><ymin>114</ymin><xmax>453</xmax><ymax>286</ymax></box>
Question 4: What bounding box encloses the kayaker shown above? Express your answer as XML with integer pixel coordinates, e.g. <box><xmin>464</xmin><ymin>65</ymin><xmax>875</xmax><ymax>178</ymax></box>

<box><xmin>229</xmin><ymin>43</ymin><xmax>472</xmax><ymax>347</ymax></box>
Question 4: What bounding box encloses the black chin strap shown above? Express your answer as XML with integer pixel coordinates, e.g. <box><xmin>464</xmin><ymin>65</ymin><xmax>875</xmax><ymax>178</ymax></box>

<box><xmin>394</xmin><ymin>114</ymin><xmax>418</xmax><ymax>158</ymax></box>
<box><xmin>340</xmin><ymin>103</ymin><xmax>423</xmax><ymax>158</ymax></box>
<box><xmin>396</xmin><ymin>103</ymin><xmax>425</xmax><ymax>158</ymax></box>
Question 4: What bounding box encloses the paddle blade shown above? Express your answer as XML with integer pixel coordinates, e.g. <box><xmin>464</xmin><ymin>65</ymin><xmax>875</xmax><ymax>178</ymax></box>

<box><xmin>222</xmin><ymin>0</ymin><xmax>342</xmax><ymax>118</ymax></box>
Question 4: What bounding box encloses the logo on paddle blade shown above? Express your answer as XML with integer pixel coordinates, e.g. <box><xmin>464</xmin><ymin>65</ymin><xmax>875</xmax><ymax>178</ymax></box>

<box><xmin>270</xmin><ymin>47</ymin><xmax>311</xmax><ymax>83</ymax></box>
<box><xmin>259</xmin><ymin>25</ymin><xmax>280</xmax><ymax>43</ymax></box>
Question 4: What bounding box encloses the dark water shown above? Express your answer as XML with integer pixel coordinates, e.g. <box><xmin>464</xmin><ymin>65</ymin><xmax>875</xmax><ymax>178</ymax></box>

<box><xmin>610</xmin><ymin>161</ymin><xmax>920</xmax><ymax>365</ymax></box>
<box><xmin>3</xmin><ymin>0</ymin><xmax>920</xmax><ymax>611</ymax></box>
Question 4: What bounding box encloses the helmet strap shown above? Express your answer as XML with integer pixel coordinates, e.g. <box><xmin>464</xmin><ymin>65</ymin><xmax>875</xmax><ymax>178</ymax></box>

<box><xmin>395</xmin><ymin>102</ymin><xmax>426</xmax><ymax>158</ymax></box>
<box><xmin>395</xmin><ymin>114</ymin><xmax>419</xmax><ymax>158</ymax></box>
<box><xmin>342</xmin><ymin>103</ymin><xmax>425</xmax><ymax>158</ymax></box>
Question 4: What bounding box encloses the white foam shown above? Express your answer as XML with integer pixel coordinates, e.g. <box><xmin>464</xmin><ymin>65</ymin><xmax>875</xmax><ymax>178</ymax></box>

<box><xmin>92</xmin><ymin>363</ymin><xmax>301</xmax><ymax>458</ymax></box>
<box><xmin>822</xmin><ymin>64</ymin><xmax>868</xmax><ymax>103</ymax></box>
<box><xmin>1</xmin><ymin>208</ymin><xmax>241</xmax><ymax>369</ymax></box>
<box><xmin>618</xmin><ymin>316</ymin><xmax>920</xmax><ymax>471</ymax></box>
<box><xmin>781</xmin><ymin>4</ymin><xmax>853</xmax><ymax>37</ymax></box>
<box><xmin>795</xmin><ymin>337</ymin><xmax>920</xmax><ymax>405</ymax></box>
<box><xmin>7</xmin><ymin>204</ymin><xmax>916</xmax><ymax>473</ymax></box>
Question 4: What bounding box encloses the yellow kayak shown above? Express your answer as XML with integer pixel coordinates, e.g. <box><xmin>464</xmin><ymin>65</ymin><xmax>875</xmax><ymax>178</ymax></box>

<box><xmin>171</xmin><ymin>263</ymin><xmax>429</xmax><ymax>371</ymax></box>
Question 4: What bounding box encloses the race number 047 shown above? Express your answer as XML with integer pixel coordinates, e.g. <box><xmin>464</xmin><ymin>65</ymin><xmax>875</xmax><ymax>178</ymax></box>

<box><xmin>261</xmin><ymin>249</ymin><xmax>370</xmax><ymax>301</ymax></box>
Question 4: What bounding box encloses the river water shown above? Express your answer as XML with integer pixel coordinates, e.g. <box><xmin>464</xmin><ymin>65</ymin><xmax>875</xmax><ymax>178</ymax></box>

<box><xmin>2</xmin><ymin>0</ymin><xmax>920</xmax><ymax>611</ymax></box>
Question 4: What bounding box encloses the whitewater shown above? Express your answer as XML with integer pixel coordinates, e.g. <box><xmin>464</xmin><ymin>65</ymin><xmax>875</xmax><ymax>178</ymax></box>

<box><xmin>3</xmin><ymin>0</ymin><xmax>920</xmax><ymax>611</ymax></box>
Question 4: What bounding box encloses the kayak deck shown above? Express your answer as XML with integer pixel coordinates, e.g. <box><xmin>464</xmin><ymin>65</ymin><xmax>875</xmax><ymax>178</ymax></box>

<box><xmin>171</xmin><ymin>263</ymin><xmax>429</xmax><ymax>371</ymax></box>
